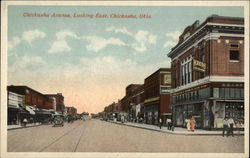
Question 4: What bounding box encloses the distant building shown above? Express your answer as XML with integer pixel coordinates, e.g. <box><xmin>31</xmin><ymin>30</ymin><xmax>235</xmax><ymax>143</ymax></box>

<box><xmin>66</xmin><ymin>106</ymin><xmax>77</xmax><ymax>116</ymax></box>
<box><xmin>143</xmin><ymin>68</ymin><xmax>171</xmax><ymax>125</ymax></box>
<box><xmin>45</xmin><ymin>93</ymin><xmax>65</xmax><ymax>114</ymax></box>
<box><xmin>167</xmin><ymin>15</ymin><xmax>244</xmax><ymax>129</ymax></box>
<box><xmin>130</xmin><ymin>85</ymin><xmax>144</xmax><ymax>122</ymax></box>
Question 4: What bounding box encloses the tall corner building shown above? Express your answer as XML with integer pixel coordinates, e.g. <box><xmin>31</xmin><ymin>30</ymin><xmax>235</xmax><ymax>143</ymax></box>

<box><xmin>167</xmin><ymin>15</ymin><xmax>244</xmax><ymax>129</ymax></box>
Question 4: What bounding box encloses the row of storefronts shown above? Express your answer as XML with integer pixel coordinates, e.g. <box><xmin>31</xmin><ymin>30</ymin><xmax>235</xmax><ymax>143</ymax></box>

<box><xmin>102</xmin><ymin>15</ymin><xmax>245</xmax><ymax>130</ymax></box>
<box><xmin>103</xmin><ymin>69</ymin><xmax>172</xmax><ymax>126</ymax></box>
<box><xmin>7</xmin><ymin>85</ymin><xmax>77</xmax><ymax>125</ymax></box>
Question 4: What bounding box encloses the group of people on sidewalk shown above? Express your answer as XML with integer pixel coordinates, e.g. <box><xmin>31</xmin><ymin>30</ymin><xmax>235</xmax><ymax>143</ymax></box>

<box><xmin>158</xmin><ymin>118</ymin><xmax>174</xmax><ymax>131</ymax></box>
<box><xmin>185</xmin><ymin>117</ymin><xmax>196</xmax><ymax>132</ymax></box>
<box><xmin>222</xmin><ymin>117</ymin><xmax>235</xmax><ymax>137</ymax></box>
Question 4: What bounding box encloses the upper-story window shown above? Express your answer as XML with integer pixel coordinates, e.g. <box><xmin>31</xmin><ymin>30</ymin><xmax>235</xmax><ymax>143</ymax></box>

<box><xmin>229</xmin><ymin>43</ymin><xmax>240</xmax><ymax>61</ymax></box>
<box><xmin>181</xmin><ymin>56</ymin><xmax>192</xmax><ymax>86</ymax></box>
<box><xmin>230</xmin><ymin>44</ymin><xmax>239</xmax><ymax>48</ymax></box>
<box><xmin>230</xmin><ymin>50</ymin><xmax>240</xmax><ymax>61</ymax></box>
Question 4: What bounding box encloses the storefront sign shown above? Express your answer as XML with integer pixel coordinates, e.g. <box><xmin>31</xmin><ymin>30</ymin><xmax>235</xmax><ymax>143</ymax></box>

<box><xmin>163</xmin><ymin>73</ymin><xmax>171</xmax><ymax>86</ymax></box>
<box><xmin>160</xmin><ymin>87</ymin><xmax>170</xmax><ymax>94</ymax></box>
<box><xmin>144</xmin><ymin>97</ymin><xmax>160</xmax><ymax>103</ymax></box>
<box><xmin>8</xmin><ymin>92</ymin><xmax>24</xmax><ymax>108</ymax></box>
<box><xmin>173</xmin><ymin>84</ymin><xmax>208</xmax><ymax>96</ymax></box>
<box><xmin>193</xmin><ymin>59</ymin><xmax>206</xmax><ymax>72</ymax></box>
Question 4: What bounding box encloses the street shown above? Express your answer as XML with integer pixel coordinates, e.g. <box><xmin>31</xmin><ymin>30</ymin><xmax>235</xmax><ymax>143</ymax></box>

<box><xmin>8</xmin><ymin>119</ymin><xmax>244</xmax><ymax>152</ymax></box>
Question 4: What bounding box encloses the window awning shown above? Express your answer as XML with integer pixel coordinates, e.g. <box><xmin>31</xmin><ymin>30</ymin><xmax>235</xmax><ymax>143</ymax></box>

<box><xmin>25</xmin><ymin>106</ymin><xmax>36</xmax><ymax>115</ymax></box>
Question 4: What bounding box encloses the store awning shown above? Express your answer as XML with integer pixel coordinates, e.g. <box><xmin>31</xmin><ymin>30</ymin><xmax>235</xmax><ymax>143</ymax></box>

<box><xmin>36</xmin><ymin>109</ymin><xmax>53</xmax><ymax>115</ymax></box>
<box><xmin>25</xmin><ymin>106</ymin><xmax>36</xmax><ymax>115</ymax></box>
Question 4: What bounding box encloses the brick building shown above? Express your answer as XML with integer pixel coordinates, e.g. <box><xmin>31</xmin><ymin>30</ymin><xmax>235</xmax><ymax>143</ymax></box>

<box><xmin>167</xmin><ymin>15</ymin><xmax>244</xmax><ymax>129</ymax></box>
<box><xmin>7</xmin><ymin>91</ymin><xmax>24</xmax><ymax>125</ymax></box>
<box><xmin>66</xmin><ymin>106</ymin><xmax>77</xmax><ymax>116</ymax></box>
<box><xmin>7</xmin><ymin>85</ymin><xmax>54</xmax><ymax>123</ymax></box>
<box><xmin>7</xmin><ymin>85</ymin><xmax>53</xmax><ymax>110</ymax></box>
<box><xmin>46</xmin><ymin>93</ymin><xmax>65</xmax><ymax>114</ymax></box>
<box><xmin>143</xmin><ymin>68</ymin><xmax>172</xmax><ymax>125</ymax></box>
<box><xmin>121</xmin><ymin>84</ymin><xmax>142</xmax><ymax>121</ymax></box>
<box><xmin>130</xmin><ymin>84</ymin><xmax>144</xmax><ymax>122</ymax></box>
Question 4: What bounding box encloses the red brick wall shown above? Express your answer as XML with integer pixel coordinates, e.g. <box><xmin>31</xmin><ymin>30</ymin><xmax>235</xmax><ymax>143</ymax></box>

<box><xmin>207</xmin><ymin>17</ymin><xmax>244</xmax><ymax>25</ymax></box>
<box><xmin>210</xmin><ymin>38</ymin><xmax>244</xmax><ymax>76</ymax></box>
<box><xmin>144</xmin><ymin>73</ymin><xmax>159</xmax><ymax>100</ymax></box>
<box><xmin>160</xmin><ymin>94</ymin><xmax>171</xmax><ymax>114</ymax></box>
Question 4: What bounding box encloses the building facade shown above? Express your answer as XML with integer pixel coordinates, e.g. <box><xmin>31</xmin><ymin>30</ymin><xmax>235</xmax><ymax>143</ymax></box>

<box><xmin>46</xmin><ymin>93</ymin><xmax>65</xmax><ymax>114</ymax></box>
<box><xmin>7</xmin><ymin>92</ymin><xmax>24</xmax><ymax>125</ymax></box>
<box><xmin>143</xmin><ymin>68</ymin><xmax>172</xmax><ymax>125</ymax></box>
<box><xmin>130</xmin><ymin>84</ymin><xmax>144</xmax><ymax>122</ymax></box>
<box><xmin>167</xmin><ymin>15</ymin><xmax>244</xmax><ymax>129</ymax></box>
<box><xmin>66</xmin><ymin>106</ymin><xmax>77</xmax><ymax>116</ymax></box>
<box><xmin>7</xmin><ymin>85</ymin><xmax>54</xmax><ymax>123</ymax></box>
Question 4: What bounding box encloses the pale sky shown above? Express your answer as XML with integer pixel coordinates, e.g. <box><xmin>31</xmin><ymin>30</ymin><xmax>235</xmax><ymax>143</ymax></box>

<box><xmin>7</xmin><ymin>5</ymin><xmax>244</xmax><ymax>114</ymax></box>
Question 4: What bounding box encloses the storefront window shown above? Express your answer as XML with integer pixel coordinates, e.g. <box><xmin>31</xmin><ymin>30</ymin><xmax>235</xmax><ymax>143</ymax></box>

<box><xmin>187</xmin><ymin>105</ymin><xmax>193</xmax><ymax>118</ymax></box>
<box><xmin>225</xmin><ymin>102</ymin><xmax>244</xmax><ymax>128</ymax></box>
<box><xmin>193</xmin><ymin>104</ymin><xmax>202</xmax><ymax>128</ymax></box>
<box><xmin>212</xmin><ymin>102</ymin><xmax>225</xmax><ymax>128</ymax></box>
<box><xmin>203</xmin><ymin>101</ymin><xmax>210</xmax><ymax>128</ymax></box>
<box><xmin>175</xmin><ymin>106</ymin><xmax>183</xmax><ymax>126</ymax></box>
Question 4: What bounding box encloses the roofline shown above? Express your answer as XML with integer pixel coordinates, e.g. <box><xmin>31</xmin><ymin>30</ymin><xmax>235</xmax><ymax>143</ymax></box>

<box><xmin>144</xmin><ymin>68</ymin><xmax>171</xmax><ymax>81</ymax></box>
<box><xmin>167</xmin><ymin>15</ymin><xmax>244</xmax><ymax>57</ymax></box>
<box><xmin>45</xmin><ymin>94</ymin><xmax>64</xmax><ymax>97</ymax></box>
<box><xmin>8</xmin><ymin>85</ymin><xmax>45</xmax><ymax>96</ymax></box>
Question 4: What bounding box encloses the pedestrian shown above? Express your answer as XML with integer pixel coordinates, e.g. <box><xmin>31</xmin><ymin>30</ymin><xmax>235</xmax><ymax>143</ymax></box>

<box><xmin>23</xmin><ymin>118</ymin><xmax>28</xmax><ymax>128</ymax></box>
<box><xmin>167</xmin><ymin>118</ymin><xmax>171</xmax><ymax>130</ymax></box>
<box><xmin>190</xmin><ymin>117</ymin><xmax>196</xmax><ymax>132</ymax></box>
<box><xmin>159</xmin><ymin>117</ymin><xmax>162</xmax><ymax>129</ymax></box>
<box><xmin>121</xmin><ymin>115</ymin><xmax>124</xmax><ymax>123</ymax></box>
<box><xmin>30</xmin><ymin>117</ymin><xmax>33</xmax><ymax>124</ymax></box>
<box><xmin>222</xmin><ymin>117</ymin><xmax>228</xmax><ymax>137</ymax></box>
<box><xmin>227</xmin><ymin>117</ymin><xmax>235</xmax><ymax>137</ymax></box>
<box><xmin>185</xmin><ymin>118</ymin><xmax>191</xmax><ymax>131</ymax></box>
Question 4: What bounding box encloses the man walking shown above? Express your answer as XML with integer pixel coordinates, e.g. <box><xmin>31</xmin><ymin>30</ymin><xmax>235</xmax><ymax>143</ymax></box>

<box><xmin>159</xmin><ymin>117</ymin><xmax>162</xmax><ymax>129</ymax></box>
<box><xmin>222</xmin><ymin>117</ymin><xmax>228</xmax><ymax>137</ymax></box>
<box><xmin>23</xmin><ymin>118</ymin><xmax>28</xmax><ymax>128</ymax></box>
<box><xmin>167</xmin><ymin>118</ymin><xmax>171</xmax><ymax>130</ymax></box>
<box><xmin>227</xmin><ymin>117</ymin><xmax>235</xmax><ymax>137</ymax></box>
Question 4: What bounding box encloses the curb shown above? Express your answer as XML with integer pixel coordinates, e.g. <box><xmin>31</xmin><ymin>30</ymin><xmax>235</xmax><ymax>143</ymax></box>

<box><xmin>108</xmin><ymin>121</ymin><xmax>244</xmax><ymax>136</ymax></box>
<box><xmin>7</xmin><ymin>124</ymin><xmax>43</xmax><ymax>131</ymax></box>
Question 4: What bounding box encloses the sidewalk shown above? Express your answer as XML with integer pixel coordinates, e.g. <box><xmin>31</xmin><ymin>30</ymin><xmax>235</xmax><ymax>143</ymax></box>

<box><xmin>8</xmin><ymin>123</ymin><xmax>42</xmax><ymax>130</ymax></box>
<box><xmin>109</xmin><ymin>120</ymin><xmax>244</xmax><ymax>136</ymax></box>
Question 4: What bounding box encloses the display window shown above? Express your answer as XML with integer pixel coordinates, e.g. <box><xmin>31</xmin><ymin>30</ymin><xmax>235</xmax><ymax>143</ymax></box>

<box><xmin>175</xmin><ymin>106</ymin><xmax>183</xmax><ymax>126</ymax></box>
<box><xmin>225</xmin><ymin>102</ymin><xmax>244</xmax><ymax>128</ymax></box>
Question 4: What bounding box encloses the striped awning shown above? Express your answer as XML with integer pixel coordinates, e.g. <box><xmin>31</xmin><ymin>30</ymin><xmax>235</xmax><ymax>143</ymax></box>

<box><xmin>25</xmin><ymin>106</ymin><xmax>36</xmax><ymax>115</ymax></box>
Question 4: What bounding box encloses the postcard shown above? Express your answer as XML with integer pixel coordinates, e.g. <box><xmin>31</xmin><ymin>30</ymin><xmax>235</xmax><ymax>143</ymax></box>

<box><xmin>1</xmin><ymin>1</ymin><xmax>249</xmax><ymax>158</ymax></box>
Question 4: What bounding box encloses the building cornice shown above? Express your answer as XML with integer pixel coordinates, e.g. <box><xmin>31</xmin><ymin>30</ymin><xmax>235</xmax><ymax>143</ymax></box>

<box><xmin>171</xmin><ymin>32</ymin><xmax>244</xmax><ymax>61</ymax></box>
<box><xmin>168</xmin><ymin>22</ymin><xmax>244</xmax><ymax>58</ymax></box>
<box><xmin>171</xmin><ymin>76</ymin><xmax>244</xmax><ymax>93</ymax></box>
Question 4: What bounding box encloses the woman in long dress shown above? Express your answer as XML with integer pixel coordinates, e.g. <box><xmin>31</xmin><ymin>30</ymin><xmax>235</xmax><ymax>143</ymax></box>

<box><xmin>190</xmin><ymin>117</ymin><xmax>196</xmax><ymax>132</ymax></box>
<box><xmin>185</xmin><ymin>119</ymin><xmax>191</xmax><ymax>131</ymax></box>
